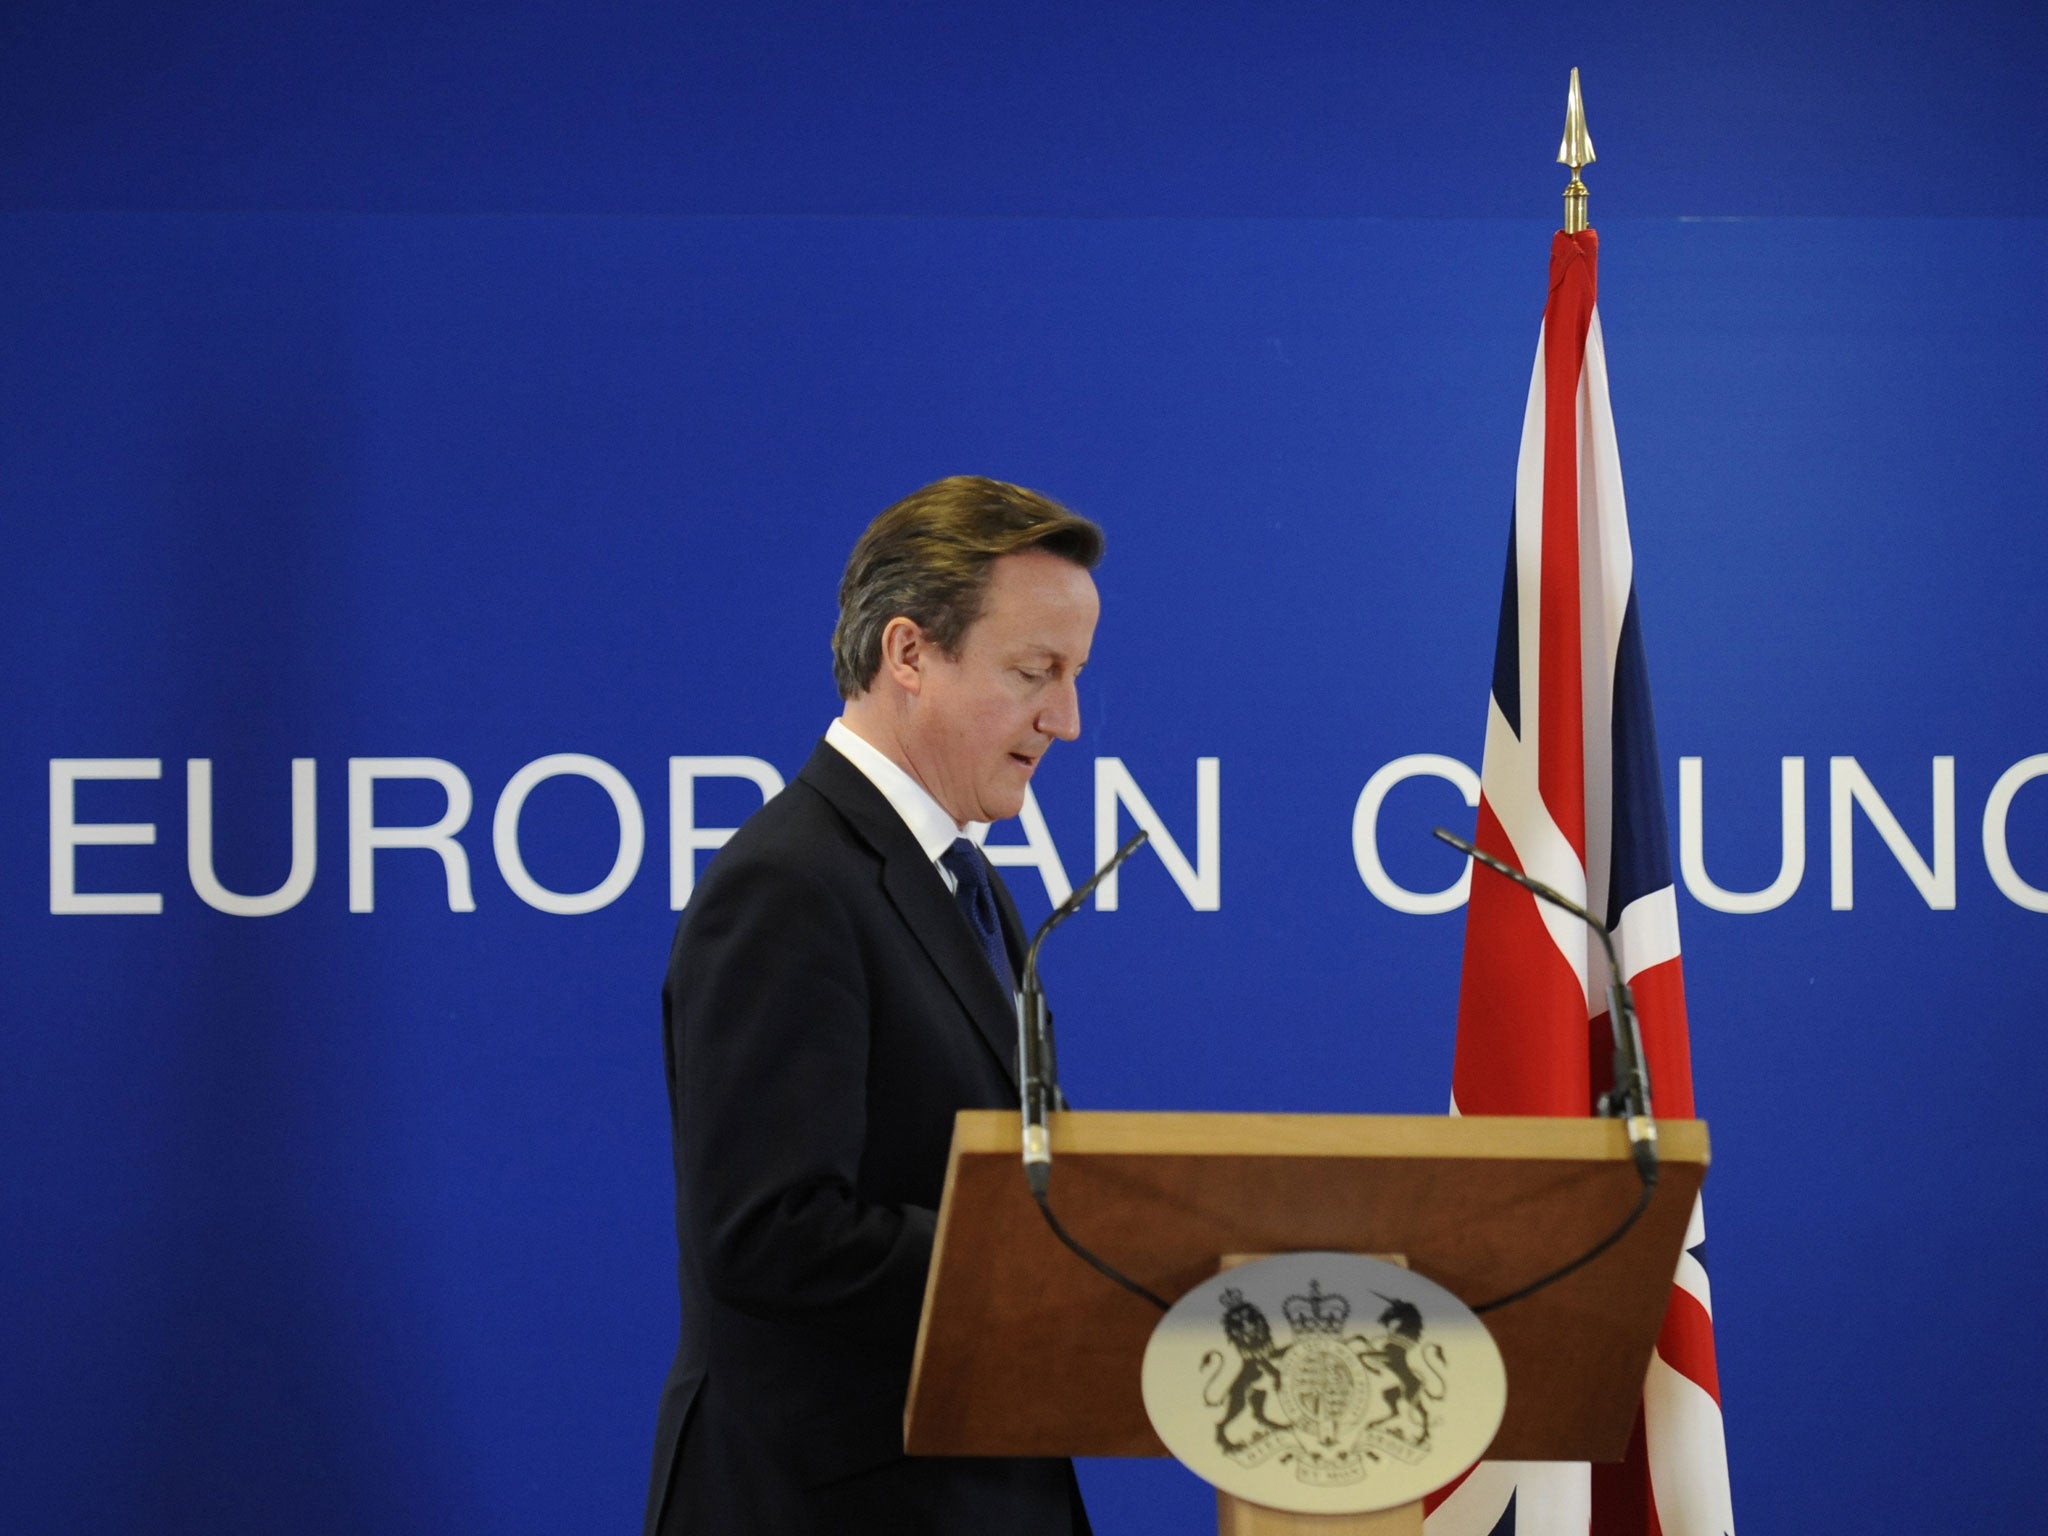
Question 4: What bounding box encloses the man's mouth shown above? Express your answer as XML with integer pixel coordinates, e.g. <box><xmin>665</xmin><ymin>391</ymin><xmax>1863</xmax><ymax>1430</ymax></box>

<box><xmin>1009</xmin><ymin>752</ymin><xmax>1039</xmax><ymax>770</ymax></box>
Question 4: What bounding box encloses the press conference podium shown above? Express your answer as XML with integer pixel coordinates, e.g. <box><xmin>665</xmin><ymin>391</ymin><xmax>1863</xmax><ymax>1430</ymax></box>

<box><xmin>905</xmin><ymin>1110</ymin><xmax>1709</xmax><ymax>1535</ymax></box>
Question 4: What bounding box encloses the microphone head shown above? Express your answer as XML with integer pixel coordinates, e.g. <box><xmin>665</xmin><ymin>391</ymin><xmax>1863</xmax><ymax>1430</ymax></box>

<box><xmin>1028</xmin><ymin>828</ymin><xmax>1151</xmax><ymax>959</ymax></box>
<box><xmin>1432</xmin><ymin>825</ymin><xmax>1478</xmax><ymax>856</ymax></box>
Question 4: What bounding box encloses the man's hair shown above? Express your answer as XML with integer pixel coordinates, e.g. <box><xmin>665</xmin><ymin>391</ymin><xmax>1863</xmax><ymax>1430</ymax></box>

<box><xmin>832</xmin><ymin>475</ymin><xmax>1104</xmax><ymax>700</ymax></box>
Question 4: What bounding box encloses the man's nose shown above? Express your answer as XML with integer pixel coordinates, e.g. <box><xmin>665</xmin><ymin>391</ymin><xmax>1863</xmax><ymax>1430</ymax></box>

<box><xmin>1041</xmin><ymin>677</ymin><xmax>1082</xmax><ymax>742</ymax></box>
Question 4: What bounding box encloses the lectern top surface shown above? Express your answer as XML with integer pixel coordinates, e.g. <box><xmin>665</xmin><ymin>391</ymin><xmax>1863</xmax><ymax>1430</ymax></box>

<box><xmin>943</xmin><ymin>1108</ymin><xmax>1709</xmax><ymax>1163</ymax></box>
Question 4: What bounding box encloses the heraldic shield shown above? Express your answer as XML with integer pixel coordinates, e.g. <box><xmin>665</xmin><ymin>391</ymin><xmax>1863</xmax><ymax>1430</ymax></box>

<box><xmin>1140</xmin><ymin>1252</ymin><xmax>1507</xmax><ymax>1516</ymax></box>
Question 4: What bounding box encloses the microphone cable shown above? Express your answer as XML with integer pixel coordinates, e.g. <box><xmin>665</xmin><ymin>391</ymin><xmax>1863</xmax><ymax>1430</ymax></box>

<box><xmin>1032</xmin><ymin>1189</ymin><xmax>1172</xmax><ymax>1313</ymax></box>
<box><xmin>1470</xmin><ymin>1173</ymin><xmax>1657</xmax><ymax>1314</ymax></box>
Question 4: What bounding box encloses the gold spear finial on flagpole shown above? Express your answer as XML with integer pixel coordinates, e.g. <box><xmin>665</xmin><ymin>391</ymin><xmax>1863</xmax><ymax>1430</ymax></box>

<box><xmin>1558</xmin><ymin>67</ymin><xmax>1595</xmax><ymax>233</ymax></box>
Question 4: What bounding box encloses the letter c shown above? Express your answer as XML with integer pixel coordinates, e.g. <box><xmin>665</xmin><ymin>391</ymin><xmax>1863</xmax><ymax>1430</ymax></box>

<box><xmin>1352</xmin><ymin>755</ymin><xmax>1481</xmax><ymax>915</ymax></box>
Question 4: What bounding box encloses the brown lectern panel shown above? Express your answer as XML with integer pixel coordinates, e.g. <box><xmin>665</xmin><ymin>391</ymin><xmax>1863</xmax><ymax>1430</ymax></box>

<box><xmin>905</xmin><ymin>1111</ymin><xmax>1707</xmax><ymax>1465</ymax></box>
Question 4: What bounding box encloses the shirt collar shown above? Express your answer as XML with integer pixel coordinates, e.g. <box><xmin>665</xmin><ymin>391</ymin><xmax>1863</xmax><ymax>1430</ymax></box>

<box><xmin>824</xmin><ymin>717</ymin><xmax>986</xmax><ymax>864</ymax></box>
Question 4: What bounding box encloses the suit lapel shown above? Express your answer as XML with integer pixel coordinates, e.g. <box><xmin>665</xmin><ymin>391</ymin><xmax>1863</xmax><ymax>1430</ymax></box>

<box><xmin>798</xmin><ymin>742</ymin><xmax>1021</xmax><ymax>1091</ymax></box>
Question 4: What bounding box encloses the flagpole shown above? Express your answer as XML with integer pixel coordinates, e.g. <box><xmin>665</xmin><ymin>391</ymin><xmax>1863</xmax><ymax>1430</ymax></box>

<box><xmin>1558</xmin><ymin>67</ymin><xmax>1594</xmax><ymax>233</ymax></box>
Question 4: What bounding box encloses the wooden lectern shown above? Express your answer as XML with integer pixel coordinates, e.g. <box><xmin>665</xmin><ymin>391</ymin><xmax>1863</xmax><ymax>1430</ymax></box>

<box><xmin>905</xmin><ymin>1110</ymin><xmax>1709</xmax><ymax>1534</ymax></box>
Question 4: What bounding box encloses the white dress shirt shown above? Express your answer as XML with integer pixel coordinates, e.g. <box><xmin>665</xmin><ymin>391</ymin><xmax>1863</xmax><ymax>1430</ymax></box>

<box><xmin>824</xmin><ymin>717</ymin><xmax>987</xmax><ymax>894</ymax></box>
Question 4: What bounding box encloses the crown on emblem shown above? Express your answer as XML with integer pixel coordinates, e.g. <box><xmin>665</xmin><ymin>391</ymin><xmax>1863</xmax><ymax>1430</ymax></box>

<box><xmin>1282</xmin><ymin>1279</ymin><xmax>1349</xmax><ymax>1334</ymax></box>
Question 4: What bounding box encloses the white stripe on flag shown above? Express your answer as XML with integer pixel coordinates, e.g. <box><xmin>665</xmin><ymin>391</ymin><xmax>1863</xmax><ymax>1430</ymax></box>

<box><xmin>1646</xmin><ymin>1351</ymin><xmax>1734</xmax><ymax>1536</ymax></box>
<box><xmin>1612</xmin><ymin>884</ymin><xmax>1681</xmax><ymax>983</ymax></box>
<box><xmin>1482</xmin><ymin>695</ymin><xmax>1594</xmax><ymax>1002</ymax></box>
<box><xmin>1577</xmin><ymin>309</ymin><xmax>1633</xmax><ymax>930</ymax></box>
<box><xmin>1424</xmin><ymin>1458</ymin><xmax>1518</xmax><ymax>1536</ymax></box>
<box><xmin>1511</xmin><ymin>322</ymin><xmax>1549</xmax><ymax>797</ymax></box>
<box><xmin>1579</xmin><ymin>311</ymin><xmax>1636</xmax><ymax>678</ymax></box>
<box><xmin>1424</xmin><ymin>1459</ymin><xmax>1593</xmax><ymax>1536</ymax></box>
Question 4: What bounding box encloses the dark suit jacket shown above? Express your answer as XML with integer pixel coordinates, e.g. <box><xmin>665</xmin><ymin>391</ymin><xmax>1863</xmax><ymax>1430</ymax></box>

<box><xmin>644</xmin><ymin>740</ymin><xmax>1089</xmax><ymax>1536</ymax></box>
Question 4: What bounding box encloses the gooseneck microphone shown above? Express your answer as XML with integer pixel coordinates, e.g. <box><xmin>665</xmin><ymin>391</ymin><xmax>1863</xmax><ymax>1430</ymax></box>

<box><xmin>1432</xmin><ymin>826</ymin><xmax>1659</xmax><ymax>1188</ymax></box>
<box><xmin>1014</xmin><ymin>829</ymin><xmax>1148</xmax><ymax>1197</ymax></box>
<box><xmin>1007</xmin><ymin>827</ymin><xmax>1172</xmax><ymax>1314</ymax></box>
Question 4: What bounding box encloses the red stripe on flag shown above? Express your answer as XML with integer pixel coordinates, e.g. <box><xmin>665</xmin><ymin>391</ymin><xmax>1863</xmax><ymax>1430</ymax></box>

<box><xmin>1455</xmin><ymin>796</ymin><xmax>1590</xmax><ymax>1114</ymax></box>
<box><xmin>1627</xmin><ymin>953</ymin><xmax>1695</xmax><ymax>1118</ymax></box>
<box><xmin>1658</xmin><ymin>1280</ymin><xmax>1723</xmax><ymax>1408</ymax></box>
<box><xmin>1535</xmin><ymin>229</ymin><xmax>1599</xmax><ymax>865</ymax></box>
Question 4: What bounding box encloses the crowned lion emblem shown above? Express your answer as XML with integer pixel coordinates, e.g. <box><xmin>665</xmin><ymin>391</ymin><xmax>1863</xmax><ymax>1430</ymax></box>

<box><xmin>1199</xmin><ymin>1279</ymin><xmax>1451</xmax><ymax>1486</ymax></box>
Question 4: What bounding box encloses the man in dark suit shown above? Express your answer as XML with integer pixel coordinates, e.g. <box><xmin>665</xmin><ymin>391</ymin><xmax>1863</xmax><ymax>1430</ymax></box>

<box><xmin>644</xmin><ymin>476</ymin><xmax>1103</xmax><ymax>1535</ymax></box>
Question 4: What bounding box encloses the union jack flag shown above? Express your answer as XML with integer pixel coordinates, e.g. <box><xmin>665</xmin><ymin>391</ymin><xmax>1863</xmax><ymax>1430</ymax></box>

<box><xmin>1424</xmin><ymin>229</ymin><xmax>1735</xmax><ymax>1536</ymax></box>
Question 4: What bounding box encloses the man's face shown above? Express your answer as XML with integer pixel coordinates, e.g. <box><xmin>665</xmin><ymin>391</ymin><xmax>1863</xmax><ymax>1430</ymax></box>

<box><xmin>904</xmin><ymin>548</ymin><xmax>1100</xmax><ymax>826</ymax></box>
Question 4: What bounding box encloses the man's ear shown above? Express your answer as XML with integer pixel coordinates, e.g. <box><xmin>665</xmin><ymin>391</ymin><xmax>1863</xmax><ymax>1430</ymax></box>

<box><xmin>878</xmin><ymin>616</ymin><xmax>926</xmax><ymax>696</ymax></box>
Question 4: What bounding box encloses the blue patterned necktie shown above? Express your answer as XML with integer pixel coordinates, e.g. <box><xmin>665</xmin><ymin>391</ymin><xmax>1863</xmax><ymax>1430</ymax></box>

<box><xmin>940</xmin><ymin>838</ymin><xmax>1016</xmax><ymax>996</ymax></box>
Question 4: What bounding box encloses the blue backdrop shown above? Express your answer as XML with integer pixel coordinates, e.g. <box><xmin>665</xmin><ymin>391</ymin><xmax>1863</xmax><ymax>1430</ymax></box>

<box><xmin>5</xmin><ymin>4</ymin><xmax>2045</xmax><ymax>1531</ymax></box>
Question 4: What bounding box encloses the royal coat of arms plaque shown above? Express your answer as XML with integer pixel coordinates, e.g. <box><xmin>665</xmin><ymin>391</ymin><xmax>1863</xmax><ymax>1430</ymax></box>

<box><xmin>1140</xmin><ymin>1251</ymin><xmax>1508</xmax><ymax>1515</ymax></box>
